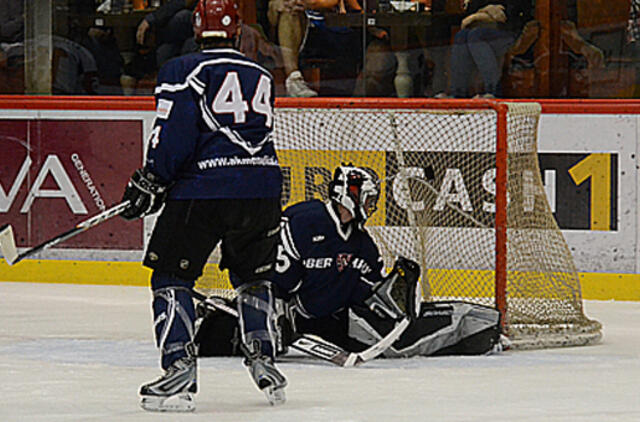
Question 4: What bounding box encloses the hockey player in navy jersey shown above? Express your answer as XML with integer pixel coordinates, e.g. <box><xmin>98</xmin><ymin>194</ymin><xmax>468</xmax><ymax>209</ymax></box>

<box><xmin>270</xmin><ymin>165</ymin><xmax>422</xmax><ymax>347</ymax></box>
<box><xmin>120</xmin><ymin>0</ymin><xmax>285</xmax><ymax>412</ymax></box>
<box><xmin>273</xmin><ymin>165</ymin><xmax>417</xmax><ymax>322</ymax></box>
<box><xmin>271</xmin><ymin>166</ymin><xmax>501</xmax><ymax>358</ymax></box>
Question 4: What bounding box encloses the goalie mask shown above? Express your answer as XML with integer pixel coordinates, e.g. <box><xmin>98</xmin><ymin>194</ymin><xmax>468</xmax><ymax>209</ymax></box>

<box><xmin>329</xmin><ymin>166</ymin><xmax>380</xmax><ymax>224</ymax></box>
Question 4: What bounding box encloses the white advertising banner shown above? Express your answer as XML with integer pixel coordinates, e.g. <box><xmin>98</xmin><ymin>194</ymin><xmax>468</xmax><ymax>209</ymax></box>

<box><xmin>538</xmin><ymin>114</ymin><xmax>638</xmax><ymax>273</ymax></box>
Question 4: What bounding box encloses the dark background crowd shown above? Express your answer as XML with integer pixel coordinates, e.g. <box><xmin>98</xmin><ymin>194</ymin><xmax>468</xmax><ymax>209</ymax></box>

<box><xmin>1</xmin><ymin>0</ymin><xmax>638</xmax><ymax>99</ymax></box>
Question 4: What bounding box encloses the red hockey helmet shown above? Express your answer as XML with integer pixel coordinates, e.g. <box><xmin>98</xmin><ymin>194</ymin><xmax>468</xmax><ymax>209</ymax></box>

<box><xmin>192</xmin><ymin>0</ymin><xmax>240</xmax><ymax>41</ymax></box>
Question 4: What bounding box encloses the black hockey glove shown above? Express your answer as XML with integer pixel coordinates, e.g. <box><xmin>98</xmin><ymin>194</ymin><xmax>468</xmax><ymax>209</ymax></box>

<box><xmin>365</xmin><ymin>256</ymin><xmax>421</xmax><ymax>321</ymax></box>
<box><xmin>120</xmin><ymin>168</ymin><xmax>169</xmax><ymax>220</ymax></box>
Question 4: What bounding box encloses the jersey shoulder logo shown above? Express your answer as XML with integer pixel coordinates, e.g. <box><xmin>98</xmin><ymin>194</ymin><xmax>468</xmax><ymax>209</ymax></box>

<box><xmin>156</xmin><ymin>99</ymin><xmax>174</xmax><ymax>119</ymax></box>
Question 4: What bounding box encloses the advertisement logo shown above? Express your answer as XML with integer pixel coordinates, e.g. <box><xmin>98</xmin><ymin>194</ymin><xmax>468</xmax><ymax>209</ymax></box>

<box><xmin>0</xmin><ymin>119</ymin><xmax>144</xmax><ymax>249</ymax></box>
<box><xmin>277</xmin><ymin>150</ymin><xmax>618</xmax><ymax>232</ymax></box>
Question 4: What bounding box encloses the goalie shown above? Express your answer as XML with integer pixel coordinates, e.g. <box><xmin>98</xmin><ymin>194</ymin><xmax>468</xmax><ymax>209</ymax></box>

<box><xmin>196</xmin><ymin>166</ymin><xmax>502</xmax><ymax>360</ymax></box>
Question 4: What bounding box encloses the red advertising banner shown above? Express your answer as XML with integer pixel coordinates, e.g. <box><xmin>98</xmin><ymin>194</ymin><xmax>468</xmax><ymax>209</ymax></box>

<box><xmin>0</xmin><ymin>118</ymin><xmax>143</xmax><ymax>250</ymax></box>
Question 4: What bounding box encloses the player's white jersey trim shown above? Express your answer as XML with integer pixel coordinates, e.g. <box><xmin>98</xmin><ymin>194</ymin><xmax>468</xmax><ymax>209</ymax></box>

<box><xmin>199</xmin><ymin>96</ymin><xmax>221</xmax><ymax>130</ymax></box>
<box><xmin>219</xmin><ymin>127</ymin><xmax>272</xmax><ymax>155</ymax></box>
<box><xmin>154</xmin><ymin>57</ymin><xmax>272</xmax><ymax>95</ymax></box>
<box><xmin>201</xmin><ymin>48</ymin><xmax>246</xmax><ymax>56</ymax></box>
<box><xmin>189</xmin><ymin>77</ymin><xmax>206</xmax><ymax>95</ymax></box>
<box><xmin>288</xmin><ymin>279</ymin><xmax>304</xmax><ymax>294</ymax></box>
<box><xmin>280</xmin><ymin>217</ymin><xmax>301</xmax><ymax>261</ymax></box>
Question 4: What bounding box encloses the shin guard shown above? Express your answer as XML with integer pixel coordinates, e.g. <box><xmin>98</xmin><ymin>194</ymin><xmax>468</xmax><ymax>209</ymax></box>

<box><xmin>236</xmin><ymin>281</ymin><xmax>287</xmax><ymax>405</ymax></box>
<box><xmin>150</xmin><ymin>273</ymin><xmax>196</xmax><ymax>370</ymax></box>
<box><xmin>236</xmin><ymin>281</ymin><xmax>277</xmax><ymax>359</ymax></box>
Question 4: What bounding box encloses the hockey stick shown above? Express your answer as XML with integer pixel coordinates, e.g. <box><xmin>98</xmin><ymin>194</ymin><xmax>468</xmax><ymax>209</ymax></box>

<box><xmin>193</xmin><ymin>291</ymin><xmax>410</xmax><ymax>367</ymax></box>
<box><xmin>289</xmin><ymin>317</ymin><xmax>410</xmax><ymax>367</ymax></box>
<box><xmin>0</xmin><ymin>201</ymin><xmax>130</xmax><ymax>266</ymax></box>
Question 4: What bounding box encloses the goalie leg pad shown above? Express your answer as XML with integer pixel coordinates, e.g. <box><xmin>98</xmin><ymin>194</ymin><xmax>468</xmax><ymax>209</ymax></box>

<box><xmin>348</xmin><ymin>302</ymin><xmax>501</xmax><ymax>357</ymax></box>
<box><xmin>150</xmin><ymin>272</ymin><xmax>196</xmax><ymax>370</ymax></box>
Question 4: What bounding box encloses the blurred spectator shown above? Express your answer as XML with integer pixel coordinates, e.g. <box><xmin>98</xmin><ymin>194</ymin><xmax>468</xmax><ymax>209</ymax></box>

<box><xmin>121</xmin><ymin>0</ymin><xmax>198</xmax><ymax>94</ymax></box>
<box><xmin>352</xmin><ymin>28</ymin><xmax>397</xmax><ymax>97</ymax></box>
<box><xmin>238</xmin><ymin>23</ymin><xmax>284</xmax><ymax>72</ymax></box>
<box><xmin>0</xmin><ymin>0</ymin><xmax>24</xmax><ymax>72</ymax></box>
<box><xmin>270</xmin><ymin>0</ymin><xmax>390</xmax><ymax>97</ymax></box>
<box><xmin>124</xmin><ymin>0</ymin><xmax>281</xmax><ymax>95</ymax></box>
<box><xmin>0</xmin><ymin>0</ymin><xmax>23</xmax><ymax>45</ymax></box>
<box><xmin>628</xmin><ymin>0</ymin><xmax>640</xmax><ymax>44</ymax></box>
<box><xmin>627</xmin><ymin>0</ymin><xmax>640</xmax><ymax>97</ymax></box>
<box><xmin>448</xmin><ymin>0</ymin><xmax>532</xmax><ymax>98</ymax></box>
<box><xmin>269</xmin><ymin>0</ymin><xmax>324</xmax><ymax>97</ymax></box>
<box><xmin>0</xmin><ymin>0</ymin><xmax>24</xmax><ymax>93</ymax></box>
<box><xmin>2</xmin><ymin>0</ymin><xmax>100</xmax><ymax>95</ymax></box>
<box><xmin>51</xmin><ymin>35</ymin><xmax>99</xmax><ymax>94</ymax></box>
<box><xmin>136</xmin><ymin>0</ymin><xmax>198</xmax><ymax>68</ymax></box>
<box><xmin>418</xmin><ymin>0</ymin><xmax>452</xmax><ymax>97</ymax></box>
<box><xmin>77</xmin><ymin>27</ymin><xmax>125</xmax><ymax>95</ymax></box>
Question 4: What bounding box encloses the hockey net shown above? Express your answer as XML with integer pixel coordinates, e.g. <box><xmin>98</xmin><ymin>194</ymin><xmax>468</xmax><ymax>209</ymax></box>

<box><xmin>195</xmin><ymin>98</ymin><xmax>602</xmax><ymax>350</ymax></box>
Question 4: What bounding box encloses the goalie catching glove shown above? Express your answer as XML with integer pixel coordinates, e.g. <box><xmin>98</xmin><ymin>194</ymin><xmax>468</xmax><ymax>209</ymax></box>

<box><xmin>121</xmin><ymin>168</ymin><xmax>169</xmax><ymax>220</ymax></box>
<box><xmin>365</xmin><ymin>257</ymin><xmax>421</xmax><ymax>321</ymax></box>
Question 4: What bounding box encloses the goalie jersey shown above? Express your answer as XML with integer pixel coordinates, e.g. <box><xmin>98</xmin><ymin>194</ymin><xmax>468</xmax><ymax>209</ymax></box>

<box><xmin>273</xmin><ymin>200</ymin><xmax>385</xmax><ymax>319</ymax></box>
<box><xmin>144</xmin><ymin>48</ymin><xmax>281</xmax><ymax>200</ymax></box>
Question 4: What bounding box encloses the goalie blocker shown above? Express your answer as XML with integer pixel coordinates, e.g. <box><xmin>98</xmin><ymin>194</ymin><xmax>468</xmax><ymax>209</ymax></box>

<box><xmin>194</xmin><ymin>296</ymin><xmax>502</xmax><ymax>359</ymax></box>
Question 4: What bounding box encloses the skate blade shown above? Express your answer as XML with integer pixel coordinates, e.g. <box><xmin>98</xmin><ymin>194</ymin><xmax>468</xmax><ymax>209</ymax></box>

<box><xmin>140</xmin><ymin>392</ymin><xmax>195</xmax><ymax>412</ymax></box>
<box><xmin>264</xmin><ymin>386</ymin><xmax>286</xmax><ymax>406</ymax></box>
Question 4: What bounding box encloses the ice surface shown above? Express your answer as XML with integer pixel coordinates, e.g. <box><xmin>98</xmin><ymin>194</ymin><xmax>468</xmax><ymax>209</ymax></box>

<box><xmin>0</xmin><ymin>282</ymin><xmax>638</xmax><ymax>421</ymax></box>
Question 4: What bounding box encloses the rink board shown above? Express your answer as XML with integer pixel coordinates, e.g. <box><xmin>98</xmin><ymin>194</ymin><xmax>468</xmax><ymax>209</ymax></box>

<box><xmin>0</xmin><ymin>97</ymin><xmax>638</xmax><ymax>300</ymax></box>
<box><xmin>1</xmin><ymin>258</ymin><xmax>639</xmax><ymax>301</ymax></box>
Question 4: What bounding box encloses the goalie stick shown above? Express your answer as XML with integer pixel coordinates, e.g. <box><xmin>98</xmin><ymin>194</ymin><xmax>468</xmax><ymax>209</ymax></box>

<box><xmin>290</xmin><ymin>318</ymin><xmax>410</xmax><ymax>367</ymax></box>
<box><xmin>0</xmin><ymin>201</ymin><xmax>130</xmax><ymax>266</ymax></box>
<box><xmin>192</xmin><ymin>291</ymin><xmax>410</xmax><ymax>367</ymax></box>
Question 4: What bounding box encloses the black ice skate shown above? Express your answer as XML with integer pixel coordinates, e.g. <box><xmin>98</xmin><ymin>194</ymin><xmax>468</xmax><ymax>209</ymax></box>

<box><xmin>245</xmin><ymin>355</ymin><xmax>287</xmax><ymax>406</ymax></box>
<box><xmin>139</xmin><ymin>356</ymin><xmax>197</xmax><ymax>412</ymax></box>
